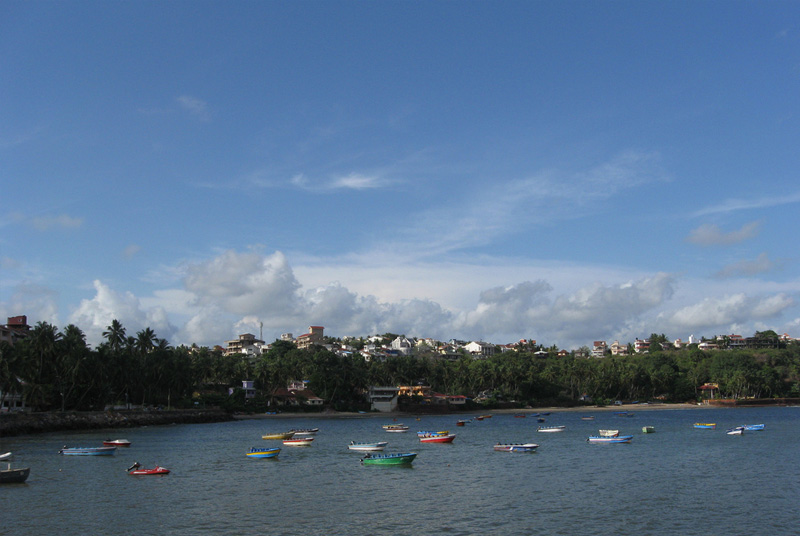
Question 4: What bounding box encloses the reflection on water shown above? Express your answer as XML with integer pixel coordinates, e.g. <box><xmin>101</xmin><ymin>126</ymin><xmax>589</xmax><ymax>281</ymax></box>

<box><xmin>3</xmin><ymin>407</ymin><xmax>800</xmax><ymax>535</ymax></box>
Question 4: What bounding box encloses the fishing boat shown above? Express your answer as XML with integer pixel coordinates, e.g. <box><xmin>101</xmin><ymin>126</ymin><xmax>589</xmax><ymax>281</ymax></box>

<box><xmin>514</xmin><ymin>414</ymin><xmax>527</xmax><ymax>418</ymax></box>
<box><xmin>456</xmin><ymin>419</ymin><xmax>470</xmax><ymax>426</ymax></box>
<box><xmin>537</xmin><ymin>425</ymin><xmax>566</xmax><ymax>433</ymax></box>
<box><xmin>419</xmin><ymin>433</ymin><xmax>456</xmax><ymax>443</ymax></box>
<box><xmin>262</xmin><ymin>431</ymin><xmax>295</xmax><ymax>440</ymax></box>
<box><xmin>246</xmin><ymin>447</ymin><xmax>281</xmax><ymax>458</ymax></box>
<box><xmin>598</xmin><ymin>429</ymin><xmax>620</xmax><ymax>437</ymax></box>
<box><xmin>347</xmin><ymin>441</ymin><xmax>388</xmax><ymax>452</ymax></box>
<box><xmin>127</xmin><ymin>462</ymin><xmax>170</xmax><ymax>475</ymax></box>
<box><xmin>289</xmin><ymin>428</ymin><xmax>319</xmax><ymax>436</ymax></box>
<box><xmin>580</xmin><ymin>416</ymin><xmax>595</xmax><ymax>421</ymax></box>
<box><xmin>0</xmin><ymin>465</ymin><xmax>30</xmax><ymax>484</ymax></box>
<box><xmin>0</xmin><ymin>452</ymin><xmax>11</xmax><ymax>461</ymax></box>
<box><xmin>361</xmin><ymin>452</ymin><xmax>417</xmax><ymax>465</ymax></box>
<box><xmin>642</xmin><ymin>426</ymin><xmax>655</xmax><ymax>433</ymax></box>
<box><xmin>587</xmin><ymin>435</ymin><xmax>634</xmax><ymax>443</ymax></box>
<box><xmin>416</xmin><ymin>430</ymin><xmax>449</xmax><ymax>438</ymax></box>
<box><xmin>103</xmin><ymin>439</ymin><xmax>131</xmax><ymax>447</ymax></box>
<box><xmin>726</xmin><ymin>426</ymin><xmax>745</xmax><ymax>435</ymax></box>
<box><xmin>743</xmin><ymin>424</ymin><xmax>765</xmax><ymax>431</ymax></box>
<box><xmin>479</xmin><ymin>415</ymin><xmax>492</xmax><ymax>419</ymax></box>
<box><xmin>536</xmin><ymin>418</ymin><xmax>546</xmax><ymax>423</ymax></box>
<box><xmin>493</xmin><ymin>443</ymin><xmax>539</xmax><ymax>452</ymax></box>
<box><xmin>59</xmin><ymin>446</ymin><xmax>117</xmax><ymax>456</ymax></box>
<box><xmin>382</xmin><ymin>424</ymin><xmax>409</xmax><ymax>433</ymax></box>
<box><xmin>693</xmin><ymin>423</ymin><xmax>716</xmax><ymax>429</ymax></box>
<box><xmin>283</xmin><ymin>437</ymin><xmax>314</xmax><ymax>446</ymax></box>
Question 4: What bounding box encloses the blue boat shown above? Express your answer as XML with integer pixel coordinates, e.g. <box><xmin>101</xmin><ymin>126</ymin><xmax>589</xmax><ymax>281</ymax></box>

<box><xmin>743</xmin><ymin>424</ymin><xmax>765</xmax><ymax>431</ymax></box>
<box><xmin>587</xmin><ymin>435</ymin><xmax>634</xmax><ymax>443</ymax></box>
<box><xmin>693</xmin><ymin>423</ymin><xmax>716</xmax><ymax>429</ymax></box>
<box><xmin>59</xmin><ymin>446</ymin><xmax>117</xmax><ymax>456</ymax></box>
<box><xmin>246</xmin><ymin>447</ymin><xmax>281</xmax><ymax>458</ymax></box>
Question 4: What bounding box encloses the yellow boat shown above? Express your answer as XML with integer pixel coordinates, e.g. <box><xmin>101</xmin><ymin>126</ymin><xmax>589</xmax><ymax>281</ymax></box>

<box><xmin>262</xmin><ymin>431</ymin><xmax>295</xmax><ymax>440</ymax></box>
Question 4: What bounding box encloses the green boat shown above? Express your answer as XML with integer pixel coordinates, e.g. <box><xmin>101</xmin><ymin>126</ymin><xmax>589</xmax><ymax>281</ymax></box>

<box><xmin>642</xmin><ymin>426</ymin><xmax>655</xmax><ymax>433</ymax></box>
<box><xmin>361</xmin><ymin>452</ymin><xmax>417</xmax><ymax>466</ymax></box>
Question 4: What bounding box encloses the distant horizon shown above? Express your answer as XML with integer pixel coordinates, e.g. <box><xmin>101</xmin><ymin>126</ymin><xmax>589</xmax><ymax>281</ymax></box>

<box><xmin>4</xmin><ymin>2</ymin><xmax>799</xmax><ymax>352</ymax></box>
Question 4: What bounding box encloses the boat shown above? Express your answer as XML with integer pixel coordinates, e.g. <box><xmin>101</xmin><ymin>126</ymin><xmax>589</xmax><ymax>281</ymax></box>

<box><xmin>347</xmin><ymin>441</ymin><xmax>388</xmax><ymax>452</ymax></box>
<box><xmin>127</xmin><ymin>462</ymin><xmax>170</xmax><ymax>475</ymax></box>
<box><xmin>743</xmin><ymin>424</ymin><xmax>765</xmax><ymax>431</ymax></box>
<box><xmin>642</xmin><ymin>426</ymin><xmax>655</xmax><ymax>433</ymax></box>
<box><xmin>0</xmin><ymin>452</ymin><xmax>11</xmax><ymax>461</ymax></box>
<box><xmin>693</xmin><ymin>423</ymin><xmax>716</xmax><ymax>429</ymax></box>
<box><xmin>283</xmin><ymin>437</ymin><xmax>314</xmax><ymax>446</ymax></box>
<box><xmin>419</xmin><ymin>433</ymin><xmax>456</xmax><ymax>443</ymax></box>
<box><xmin>479</xmin><ymin>415</ymin><xmax>492</xmax><ymax>419</ymax></box>
<box><xmin>261</xmin><ymin>432</ymin><xmax>295</xmax><ymax>440</ymax></box>
<box><xmin>0</xmin><ymin>464</ymin><xmax>30</xmax><ymax>484</ymax></box>
<box><xmin>416</xmin><ymin>430</ymin><xmax>449</xmax><ymax>437</ymax></box>
<box><xmin>456</xmin><ymin>419</ymin><xmax>470</xmax><ymax>426</ymax></box>
<box><xmin>246</xmin><ymin>447</ymin><xmax>281</xmax><ymax>458</ymax></box>
<box><xmin>493</xmin><ymin>443</ymin><xmax>539</xmax><ymax>452</ymax></box>
<box><xmin>537</xmin><ymin>425</ymin><xmax>566</xmax><ymax>433</ymax></box>
<box><xmin>580</xmin><ymin>416</ymin><xmax>595</xmax><ymax>421</ymax></box>
<box><xmin>587</xmin><ymin>435</ymin><xmax>634</xmax><ymax>443</ymax></box>
<box><xmin>361</xmin><ymin>452</ymin><xmax>417</xmax><ymax>465</ymax></box>
<box><xmin>382</xmin><ymin>424</ymin><xmax>409</xmax><ymax>433</ymax></box>
<box><xmin>514</xmin><ymin>414</ymin><xmax>527</xmax><ymax>418</ymax></box>
<box><xmin>103</xmin><ymin>439</ymin><xmax>131</xmax><ymax>447</ymax></box>
<box><xmin>59</xmin><ymin>446</ymin><xmax>117</xmax><ymax>456</ymax></box>
<box><xmin>536</xmin><ymin>418</ymin><xmax>546</xmax><ymax>423</ymax></box>
<box><xmin>614</xmin><ymin>411</ymin><xmax>635</xmax><ymax>417</ymax></box>
<box><xmin>598</xmin><ymin>429</ymin><xmax>620</xmax><ymax>437</ymax></box>
<box><xmin>726</xmin><ymin>426</ymin><xmax>745</xmax><ymax>435</ymax></box>
<box><xmin>289</xmin><ymin>428</ymin><xmax>319</xmax><ymax>436</ymax></box>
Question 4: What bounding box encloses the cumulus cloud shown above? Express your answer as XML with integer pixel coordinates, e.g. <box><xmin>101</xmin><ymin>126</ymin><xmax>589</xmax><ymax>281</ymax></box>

<box><xmin>663</xmin><ymin>293</ymin><xmax>794</xmax><ymax>331</ymax></box>
<box><xmin>0</xmin><ymin>282</ymin><xmax>60</xmax><ymax>326</ymax></box>
<box><xmin>714</xmin><ymin>253</ymin><xmax>776</xmax><ymax>278</ymax></box>
<box><xmin>686</xmin><ymin>221</ymin><xmax>760</xmax><ymax>246</ymax></box>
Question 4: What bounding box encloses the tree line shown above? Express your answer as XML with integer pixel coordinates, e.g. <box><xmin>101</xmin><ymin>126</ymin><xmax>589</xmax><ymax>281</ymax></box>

<box><xmin>2</xmin><ymin>321</ymin><xmax>800</xmax><ymax>413</ymax></box>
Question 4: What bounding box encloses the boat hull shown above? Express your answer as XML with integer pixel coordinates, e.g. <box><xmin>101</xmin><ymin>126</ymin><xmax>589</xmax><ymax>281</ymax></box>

<box><xmin>348</xmin><ymin>442</ymin><xmax>388</xmax><ymax>451</ymax></box>
<box><xmin>537</xmin><ymin>426</ymin><xmax>566</xmax><ymax>433</ymax></box>
<box><xmin>494</xmin><ymin>443</ymin><xmax>539</xmax><ymax>452</ymax></box>
<box><xmin>246</xmin><ymin>448</ymin><xmax>281</xmax><ymax>458</ymax></box>
<box><xmin>419</xmin><ymin>434</ymin><xmax>456</xmax><ymax>443</ymax></box>
<box><xmin>59</xmin><ymin>446</ymin><xmax>117</xmax><ymax>456</ymax></box>
<box><xmin>588</xmin><ymin>435</ymin><xmax>633</xmax><ymax>443</ymax></box>
<box><xmin>103</xmin><ymin>439</ymin><xmax>131</xmax><ymax>447</ymax></box>
<box><xmin>0</xmin><ymin>467</ymin><xmax>30</xmax><ymax>484</ymax></box>
<box><xmin>283</xmin><ymin>438</ymin><xmax>314</xmax><ymax>446</ymax></box>
<box><xmin>361</xmin><ymin>453</ymin><xmax>417</xmax><ymax>465</ymax></box>
<box><xmin>262</xmin><ymin>432</ymin><xmax>295</xmax><ymax>440</ymax></box>
<box><xmin>129</xmin><ymin>466</ymin><xmax>170</xmax><ymax>475</ymax></box>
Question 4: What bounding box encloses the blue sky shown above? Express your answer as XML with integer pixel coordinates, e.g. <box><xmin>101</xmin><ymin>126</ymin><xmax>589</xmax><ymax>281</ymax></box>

<box><xmin>2</xmin><ymin>1</ymin><xmax>800</xmax><ymax>349</ymax></box>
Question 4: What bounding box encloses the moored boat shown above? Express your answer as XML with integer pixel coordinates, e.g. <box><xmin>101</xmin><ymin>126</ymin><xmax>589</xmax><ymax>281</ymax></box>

<box><xmin>127</xmin><ymin>462</ymin><xmax>170</xmax><ymax>475</ymax></box>
<box><xmin>598</xmin><ymin>429</ymin><xmax>619</xmax><ymax>437</ymax></box>
<box><xmin>726</xmin><ymin>426</ymin><xmax>745</xmax><ymax>435</ymax></box>
<box><xmin>103</xmin><ymin>439</ymin><xmax>131</xmax><ymax>447</ymax></box>
<box><xmin>0</xmin><ymin>452</ymin><xmax>11</xmax><ymax>461</ymax></box>
<box><xmin>580</xmin><ymin>416</ymin><xmax>595</xmax><ymax>421</ymax></box>
<box><xmin>262</xmin><ymin>431</ymin><xmax>295</xmax><ymax>440</ymax></box>
<box><xmin>59</xmin><ymin>446</ymin><xmax>117</xmax><ymax>456</ymax></box>
<box><xmin>642</xmin><ymin>426</ymin><xmax>655</xmax><ymax>433</ymax></box>
<box><xmin>382</xmin><ymin>424</ymin><xmax>409</xmax><ymax>433</ymax></box>
<box><xmin>416</xmin><ymin>430</ymin><xmax>449</xmax><ymax>438</ymax></box>
<box><xmin>456</xmin><ymin>419</ymin><xmax>470</xmax><ymax>426</ymax></box>
<box><xmin>743</xmin><ymin>424</ymin><xmax>765</xmax><ymax>431</ymax></box>
<box><xmin>693</xmin><ymin>423</ymin><xmax>716</xmax><ymax>429</ymax></box>
<box><xmin>537</xmin><ymin>425</ymin><xmax>566</xmax><ymax>433</ymax></box>
<box><xmin>283</xmin><ymin>437</ymin><xmax>314</xmax><ymax>446</ymax></box>
<box><xmin>246</xmin><ymin>447</ymin><xmax>281</xmax><ymax>458</ymax></box>
<box><xmin>419</xmin><ymin>433</ymin><xmax>456</xmax><ymax>443</ymax></box>
<box><xmin>588</xmin><ymin>435</ymin><xmax>633</xmax><ymax>443</ymax></box>
<box><xmin>289</xmin><ymin>428</ymin><xmax>319</xmax><ymax>436</ymax></box>
<box><xmin>348</xmin><ymin>441</ymin><xmax>388</xmax><ymax>452</ymax></box>
<box><xmin>361</xmin><ymin>452</ymin><xmax>417</xmax><ymax>465</ymax></box>
<box><xmin>493</xmin><ymin>443</ymin><xmax>539</xmax><ymax>452</ymax></box>
<box><xmin>0</xmin><ymin>465</ymin><xmax>30</xmax><ymax>484</ymax></box>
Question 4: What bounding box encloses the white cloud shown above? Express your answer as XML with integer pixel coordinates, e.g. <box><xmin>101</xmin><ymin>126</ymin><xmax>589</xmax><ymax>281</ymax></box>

<box><xmin>714</xmin><ymin>253</ymin><xmax>776</xmax><ymax>278</ymax></box>
<box><xmin>177</xmin><ymin>95</ymin><xmax>211</xmax><ymax>121</ymax></box>
<box><xmin>122</xmin><ymin>244</ymin><xmax>141</xmax><ymax>259</ymax></box>
<box><xmin>328</xmin><ymin>173</ymin><xmax>388</xmax><ymax>190</ymax></box>
<box><xmin>663</xmin><ymin>293</ymin><xmax>795</xmax><ymax>331</ymax></box>
<box><xmin>693</xmin><ymin>192</ymin><xmax>800</xmax><ymax>217</ymax></box>
<box><xmin>686</xmin><ymin>221</ymin><xmax>760</xmax><ymax>246</ymax></box>
<box><xmin>31</xmin><ymin>214</ymin><xmax>84</xmax><ymax>231</ymax></box>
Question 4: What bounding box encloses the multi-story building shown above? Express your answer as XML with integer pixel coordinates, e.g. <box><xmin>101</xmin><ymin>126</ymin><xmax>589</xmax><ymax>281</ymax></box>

<box><xmin>295</xmin><ymin>326</ymin><xmax>324</xmax><ymax>350</ymax></box>
<box><xmin>224</xmin><ymin>333</ymin><xmax>265</xmax><ymax>357</ymax></box>
<box><xmin>0</xmin><ymin>315</ymin><xmax>30</xmax><ymax>346</ymax></box>
<box><xmin>591</xmin><ymin>341</ymin><xmax>607</xmax><ymax>358</ymax></box>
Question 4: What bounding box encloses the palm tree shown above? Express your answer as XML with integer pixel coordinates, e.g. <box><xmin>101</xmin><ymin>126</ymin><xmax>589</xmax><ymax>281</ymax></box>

<box><xmin>102</xmin><ymin>319</ymin><xmax>127</xmax><ymax>352</ymax></box>
<box><xmin>135</xmin><ymin>327</ymin><xmax>157</xmax><ymax>354</ymax></box>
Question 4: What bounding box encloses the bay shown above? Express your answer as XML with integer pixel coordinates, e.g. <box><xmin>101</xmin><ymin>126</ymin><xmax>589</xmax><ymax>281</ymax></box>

<box><xmin>3</xmin><ymin>406</ymin><xmax>800</xmax><ymax>535</ymax></box>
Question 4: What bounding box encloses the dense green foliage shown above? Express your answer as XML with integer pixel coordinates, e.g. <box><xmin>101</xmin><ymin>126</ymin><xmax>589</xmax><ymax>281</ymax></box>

<box><xmin>2</xmin><ymin>320</ymin><xmax>800</xmax><ymax>412</ymax></box>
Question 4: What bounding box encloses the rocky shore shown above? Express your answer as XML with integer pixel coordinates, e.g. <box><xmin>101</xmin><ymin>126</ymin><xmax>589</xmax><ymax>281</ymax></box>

<box><xmin>0</xmin><ymin>409</ymin><xmax>232</xmax><ymax>437</ymax></box>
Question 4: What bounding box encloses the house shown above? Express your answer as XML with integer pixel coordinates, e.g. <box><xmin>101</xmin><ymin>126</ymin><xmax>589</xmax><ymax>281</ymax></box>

<box><xmin>367</xmin><ymin>386</ymin><xmax>399</xmax><ymax>412</ymax></box>
<box><xmin>609</xmin><ymin>341</ymin><xmax>628</xmax><ymax>356</ymax></box>
<box><xmin>229</xmin><ymin>380</ymin><xmax>257</xmax><ymax>399</ymax></box>
<box><xmin>1</xmin><ymin>315</ymin><xmax>30</xmax><ymax>346</ymax></box>
<box><xmin>465</xmin><ymin>341</ymin><xmax>495</xmax><ymax>358</ymax></box>
<box><xmin>591</xmin><ymin>341</ymin><xmax>607</xmax><ymax>358</ymax></box>
<box><xmin>224</xmin><ymin>333</ymin><xmax>265</xmax><ymax>357</ymax></box>
<box><xmin>634</xmin><ymin>338</ymin><xmax>650</xmax><ymax>353</ymax></box>
<box><xmin>296</xmin><ymin>326</ymin><xmax>324</xmax><ymax>350</ymax></box>
<box><xmin>391</xmin><ymin>336</ymin><xmax>415</xmax><ymax>356</ymax></box>
<box><xmin>271</xmin><ymin>381</ymin><xmax>324</xmax><ymax>407</ymax></box>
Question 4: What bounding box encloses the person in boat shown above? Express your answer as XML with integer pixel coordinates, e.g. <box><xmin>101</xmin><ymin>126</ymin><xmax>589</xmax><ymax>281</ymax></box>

<box><xmin>127</xmin><ymin>462</ymin><xmax>141</xmax><ymax>472</ymax></box>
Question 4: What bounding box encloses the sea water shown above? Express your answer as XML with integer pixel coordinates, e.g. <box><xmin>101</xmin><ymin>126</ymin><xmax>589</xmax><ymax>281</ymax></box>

<box><xmin>2</xmin><ymin>406</ymin><xmax>800</xmax><ymax>535</ymax></box>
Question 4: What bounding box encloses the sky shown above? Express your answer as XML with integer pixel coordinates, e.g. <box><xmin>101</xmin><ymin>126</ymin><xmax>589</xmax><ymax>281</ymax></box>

<box><xmin>2</xmin><ymin>1</ymin><xmax>800</xmax><ymax>350</ymax></box>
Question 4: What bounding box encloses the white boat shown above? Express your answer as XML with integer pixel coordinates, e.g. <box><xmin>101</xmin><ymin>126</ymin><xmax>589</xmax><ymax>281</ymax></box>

<box><xmin>726</xmin><ymin>426</ymin><xmax>745</xmax><ymax>435</ymax></box>
<box><xmin>599</xmin><ymin>429</ymin><xmax>619</xmax><ymax>437</ymax></box>
<box><xmin>0</xmin><ymin>452</ymin><xmax>11</xmax><ymax>461</ymax></box>
<box><xmin>382</xmin><ymin>424</ymin><xmax>409</xmax><ymax>433</ymax></box>
<box><xmin>348</xmin><ymin>441</ymin><xmax>388</xmax><ymax>452</ymax></box>
<box><xmin>283</xmin><ymin>437</ymin><xmax>314</xmax><ymax>446</ymax></box>
<box><xmin>537</xmin><ymin>425</ymin><xmax>566</xmax><ymax>433</ymax></box>
<box><xmin>588</xmin><ymin>435</ymin><xmax>633</xmax><ymax>443</ymax></box>
<box><xmin>289</xmin><ymin>428</ymin><xmax>319</xmax><ymax>436</ymax></box>
<box><xmin>493</xmin><ymin>443</ymin><xmax>539</xmax><ymax>452</ymax></box>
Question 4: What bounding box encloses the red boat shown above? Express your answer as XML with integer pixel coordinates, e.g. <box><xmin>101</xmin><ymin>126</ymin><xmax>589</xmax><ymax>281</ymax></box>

<box><xmin>127</xmin><ymin>462</ymin><xmax>170</xmax><ymax>475</ymax></box>
<box><xmin>103</xmin><ymin>439</ymin><xmax>131</xmax><ymax>447</ymax></box>
<box><xmin>419</xmin><ymin>433</ymin><xmax>456</xmax><ymax>443</ymax></box>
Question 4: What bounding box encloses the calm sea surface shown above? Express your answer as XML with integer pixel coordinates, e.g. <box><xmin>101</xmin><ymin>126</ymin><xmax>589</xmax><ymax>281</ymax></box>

<box><xmin>3</xmin><ymin>406</ymin><xmax>800</xmax><ymax>535</ymax></box>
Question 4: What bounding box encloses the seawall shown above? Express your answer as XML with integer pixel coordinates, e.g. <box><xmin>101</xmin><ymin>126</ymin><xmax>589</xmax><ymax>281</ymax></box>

<box><xmin>0</xmin><ymin>409</ymin><xmax>232</xmax><ymax>437</ymax></box>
